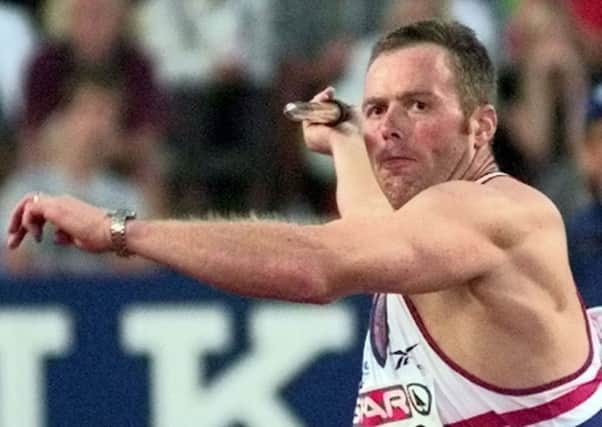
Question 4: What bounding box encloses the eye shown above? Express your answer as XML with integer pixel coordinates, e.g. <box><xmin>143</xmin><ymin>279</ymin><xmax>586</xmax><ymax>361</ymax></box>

<box><xmin>365</xmin><ymin>104</ymin><xmax>386</xmax><ymax>118</ymax></box>
<box><xmin>410</xmin><ymin>100</ymin><xmax>428</xmax><ymax>112</ymax></box>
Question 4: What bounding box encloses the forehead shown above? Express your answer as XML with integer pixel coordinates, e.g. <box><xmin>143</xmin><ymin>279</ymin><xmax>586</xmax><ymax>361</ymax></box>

<box><xmin>364</xmin><ymin>44</ymin><xmax>458</xmax><ymax>100</ymax></box>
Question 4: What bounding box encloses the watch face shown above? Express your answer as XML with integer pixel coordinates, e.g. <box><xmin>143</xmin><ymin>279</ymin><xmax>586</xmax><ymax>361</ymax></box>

<box><xmin>109</xmin><ymin>209</ymin><xmax>136</xmax><ymax>257</ymax></box>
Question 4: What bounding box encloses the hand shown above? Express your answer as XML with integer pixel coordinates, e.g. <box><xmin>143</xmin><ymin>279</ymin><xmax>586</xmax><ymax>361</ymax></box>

<box><xmin>302</xmin><ymin>87</ymin><xmax>362</xmax><ymax>155</ymax></box>
<box><xmin>6</xmin><ymin>193</ymin><xmax>112</xmax><ymax>253</ymax></box>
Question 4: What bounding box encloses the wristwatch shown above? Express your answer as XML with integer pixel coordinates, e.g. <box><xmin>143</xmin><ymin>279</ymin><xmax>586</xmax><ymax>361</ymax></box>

<box><xmin>107</xmin><ymin>209</ymin><xmax>137</xmax><ymax>257</ymax></box>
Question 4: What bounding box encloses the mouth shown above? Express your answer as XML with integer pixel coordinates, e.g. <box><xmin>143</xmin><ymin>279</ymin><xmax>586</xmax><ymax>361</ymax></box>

<box><xmin>379</xmin><ymin>156</ymin><xmax>416</xmax><ymax>171</ymax></box>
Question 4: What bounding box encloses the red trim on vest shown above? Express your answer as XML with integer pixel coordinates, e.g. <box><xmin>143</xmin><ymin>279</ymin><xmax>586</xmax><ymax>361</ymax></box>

<box><xmin>403</xmin><ymin>296</ymin><xmax>594</xmax><ymax>395</ymax></box>
<box><xmin>445</xmin><ymin>368</ymin><xmax>602</xmax><ymax>427</ymax></box>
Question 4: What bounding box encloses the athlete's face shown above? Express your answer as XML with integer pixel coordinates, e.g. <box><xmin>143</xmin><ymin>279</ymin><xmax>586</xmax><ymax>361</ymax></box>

<box><xmin>362</xmin><ymin>44</ymin><xmax>474</xmax><ymax>209</ymax></box>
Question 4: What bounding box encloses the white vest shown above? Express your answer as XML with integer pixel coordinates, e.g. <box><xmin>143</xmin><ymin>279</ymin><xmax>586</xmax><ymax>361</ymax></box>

<box><xmin>354</xmin><ymin>294</ymin><xmax>602</xmax><ymax>427</ymax></box>
<box><xmin>354</xmin><ymin>172</ymin><xmax>602</xmax><ymax>426</ymax></box>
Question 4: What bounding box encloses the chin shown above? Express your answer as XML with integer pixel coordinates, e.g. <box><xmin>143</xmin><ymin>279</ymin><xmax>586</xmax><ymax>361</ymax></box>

<box><xmin>380</xmin><ymin>178</ymin><xmax>421</xmax><ymax>210</ymax></box>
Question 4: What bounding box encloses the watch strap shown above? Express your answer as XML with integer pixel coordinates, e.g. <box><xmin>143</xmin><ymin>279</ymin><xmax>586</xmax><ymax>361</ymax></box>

<box><xmin>107</xmin><ymin>209</ymin><xmax>136</xmax><ymax>257</ymax></box>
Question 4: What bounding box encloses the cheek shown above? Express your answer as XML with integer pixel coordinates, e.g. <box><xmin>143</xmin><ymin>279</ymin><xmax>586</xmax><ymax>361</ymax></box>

<box><xmin>415</xmin><ymin>117</ymin><xmax>463</xmax><ymax>154</ymax></box>
<box><xmin>414</xmin><ymin>121</ymin><xmax>446</xmax><ymax>151</ymax></box>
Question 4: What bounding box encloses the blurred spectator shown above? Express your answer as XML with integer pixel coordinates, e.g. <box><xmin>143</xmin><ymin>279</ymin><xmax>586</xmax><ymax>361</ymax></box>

<box><xmin>567</xmin><ymin>83</ymin><xmax>602</xmax><ymax>307</ymax></box>
<box><xmin>337</xmin><ymin>0</ymin><xmax>448</xmax><ymax>107</ymax></box>
<box><xmin>2</xmin><ymin>0</ymin><xmax>45</xmax><ymax>26</ymax></box>
<box><xmin>498</xmin><ymin>0</ymin><xmax>589</xmax><ymax>218</ymax></box>
<box><xmin>0</xmin><ymin>2</ymin><xmax>37</xmax><ymax>181</ymax></box>
<box><xmin>449</xmin><ymin>0</ymin><xmax>501</xmax><ymax>64</ymax></box>
<box><xmin>19</xmin><ymin>0</ymin><xmax>169</xmax><ymax>214</ymax></box>
<box><xmin>271</xmin><ymin>0</ymin><xmax>362</xmax><ymax>216</ymax></box>
<box><xmin>0</xmin><ymin>71</ymin><xmax>152</xmax><ymax>275</ymax></box>
<box><xmin>136</xmin><ymin>0</ymin><xmax>276</xmax><ymax>215</ymax></box>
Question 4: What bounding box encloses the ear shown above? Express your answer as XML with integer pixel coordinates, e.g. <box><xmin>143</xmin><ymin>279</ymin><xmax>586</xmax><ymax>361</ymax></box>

<box><xmin>470</xmin><ymin>105</ymin><xmax>497</xmax><ymax>148</ymax></box>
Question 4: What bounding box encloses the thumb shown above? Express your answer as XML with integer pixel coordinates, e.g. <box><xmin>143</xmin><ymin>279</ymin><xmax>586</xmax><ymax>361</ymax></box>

<box><xmin>311</xmin><ymin>86</ymin><xmax>336</xmax><ymax>103</ymax></box>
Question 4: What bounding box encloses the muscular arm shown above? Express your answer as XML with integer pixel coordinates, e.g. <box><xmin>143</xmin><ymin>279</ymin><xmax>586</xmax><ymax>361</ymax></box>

<box><xmin>7</xmin><ymin>180</ymin><xmax>538</xmax><ymax>302</ymax></box>
<box><xmin>126</xmin><ymin>181</ymin><xmax>519</xmax><ymax>299</ymax></box>
<box><xmin>125</xmin><ymin>218</ymin><xmax>339</xmax><ymax>302</ymax></box>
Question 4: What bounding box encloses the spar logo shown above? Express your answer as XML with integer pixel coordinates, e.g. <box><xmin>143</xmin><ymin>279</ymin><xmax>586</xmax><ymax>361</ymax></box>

<box><xmin>353</xmin><ymin>383</ymin><xmax>432</xmax><ymax>426</ymax></box>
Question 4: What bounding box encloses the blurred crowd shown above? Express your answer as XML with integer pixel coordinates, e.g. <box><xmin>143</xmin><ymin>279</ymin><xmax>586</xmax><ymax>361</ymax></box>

<box><xmin>0</xmin><ymin>0</ymin><xmax>602</xmax><ymax>299</ymax></box>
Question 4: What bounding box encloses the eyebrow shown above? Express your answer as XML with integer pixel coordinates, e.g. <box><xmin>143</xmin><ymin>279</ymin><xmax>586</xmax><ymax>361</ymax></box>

<box><xmin>362</xmin><ymin>91</ymin><xmax>437</xmax><ymax>110</ymax></box>
<box><xmin>361</xmin><ymin>96</ymin><xmax>384</xmax><ymax>111</ymax></box>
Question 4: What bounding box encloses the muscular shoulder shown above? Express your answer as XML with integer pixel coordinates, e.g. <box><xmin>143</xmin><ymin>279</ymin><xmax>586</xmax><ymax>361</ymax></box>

<box><xmin>403</xmin><ymin>177</ymin><xmax>565</xmax><ymax>248</ymax></box>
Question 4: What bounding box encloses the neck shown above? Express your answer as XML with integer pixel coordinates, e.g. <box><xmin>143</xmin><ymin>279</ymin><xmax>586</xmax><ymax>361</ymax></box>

<box><xmin>455</xmin><ymin>144</ymin><xmax>499</xmax><ymax>182</ymax></box>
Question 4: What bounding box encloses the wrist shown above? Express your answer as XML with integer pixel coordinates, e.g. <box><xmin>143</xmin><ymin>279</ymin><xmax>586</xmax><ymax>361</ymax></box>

<box><xmin>107</xmin><ymin>209</ymin><xmax>137</xmax><ymax>257</ymax></box>
<box><xmin>331</xmin><ymin>133</ymin><xmax>368</xmax><ymax>153</ymax></box>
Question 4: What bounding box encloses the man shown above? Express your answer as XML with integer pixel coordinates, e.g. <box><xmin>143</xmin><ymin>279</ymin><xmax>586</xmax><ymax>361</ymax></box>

<box><xmin>21</xmin><ymin>0</ymin><xmax>168</xmax><ymax>214</ymax></box>
<box><xmin>6</xmin><ymin>20</ymin><xmax>602</xmax><ymax>426</ymax></box>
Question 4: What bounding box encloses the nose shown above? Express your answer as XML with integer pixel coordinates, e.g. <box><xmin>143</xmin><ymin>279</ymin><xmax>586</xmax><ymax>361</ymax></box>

<box><xmin>379</xmin><ymin>107</ymin><xmax>406</xmax><ymax>142</ymax></box>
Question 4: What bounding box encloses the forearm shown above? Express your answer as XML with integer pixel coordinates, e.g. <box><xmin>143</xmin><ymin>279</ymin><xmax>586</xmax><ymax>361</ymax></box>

<box><xmin>125</xmin><ymin>218</ymin><xmax>338</xmax><ymax>303</ymax></box>
<box><xmin>331</xmin><ymin>135</ymin><xmax>392</xmax><ymax>217</ymax></box>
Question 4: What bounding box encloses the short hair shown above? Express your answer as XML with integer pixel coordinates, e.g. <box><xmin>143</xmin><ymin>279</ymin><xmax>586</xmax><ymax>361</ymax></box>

<box><xmin>369</xmin><ymin>20</ymin><xmax>496</xmax><ymax>115</ymax></box>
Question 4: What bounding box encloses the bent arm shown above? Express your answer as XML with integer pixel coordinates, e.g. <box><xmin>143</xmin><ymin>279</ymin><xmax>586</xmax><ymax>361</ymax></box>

<box><xmin>330</xmin><ymin>133</ymin><xmax>393</xmax><ymax>217</ymax></box>
<box><xmin>302</xmin><ymin>88</ymin><xmax>392</xmax><ymax>218</ymax></box>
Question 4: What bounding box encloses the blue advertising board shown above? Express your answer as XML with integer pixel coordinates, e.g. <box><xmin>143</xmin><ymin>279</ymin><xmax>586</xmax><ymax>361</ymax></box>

<box><xmin>0</xmin><ymin>270</ymin><xmax>371</xmax><ymax>427</ymax></box>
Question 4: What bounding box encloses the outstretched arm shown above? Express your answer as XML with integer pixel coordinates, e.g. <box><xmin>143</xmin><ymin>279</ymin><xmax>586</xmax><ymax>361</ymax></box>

<box><xmin>7</xmin><ymin>181</ymin><xmax>533</xmax><ymax>301</ymax></box>
<box><xmin>6</xmin><ymin>194</ymin><xmax>343</xmax><ymax>303</ymax></box>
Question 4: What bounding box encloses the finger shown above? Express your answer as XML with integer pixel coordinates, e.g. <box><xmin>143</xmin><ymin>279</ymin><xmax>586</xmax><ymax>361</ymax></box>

<box><xmin>22</xmin><ymin>202</ymin><xmax>46</xmax><ymax>242</ymax></box>
<box><xmin>302</xmin><ymin>88</ymin><xmax>340</xmax><ymax>131</ymax></box>
<box><xmin>310</xmin><ymin>86</ymin><xmax>335</xmax><ymax>102</ymax></box>
<box><xmin>7</xmin><ymin>227</ymin><xmax>27</xmax><ymax>249</ymax></box>
<box><xmin>7</xmin><ymin>193</ymin><xmax>37</xmax><ymax>233</ymax></box>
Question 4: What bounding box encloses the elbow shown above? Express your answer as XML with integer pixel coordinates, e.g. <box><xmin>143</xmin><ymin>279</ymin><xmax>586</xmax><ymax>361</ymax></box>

<box><xmin>291</xmin><ymin>272</ymin><xmax>336</xmax><ymax>305</ymax></box>
<box><xmin>301</xmin><ymin>284</ymin><xmax>336</xmax><ymax>305</ymax></box>
<box><xmin>296</xmin><ymin>284</ymin><xmax>336</xmax><ymax>305</ymax></box>
<box><xmin>282</xmin><ymin>225</ymin><xmax>353</xmax><ymax>304</ymax></box>
<box><xmin>289</xmin><ymin>258</ymin><xmax>339</xmax><ymax>305</ymax></box>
